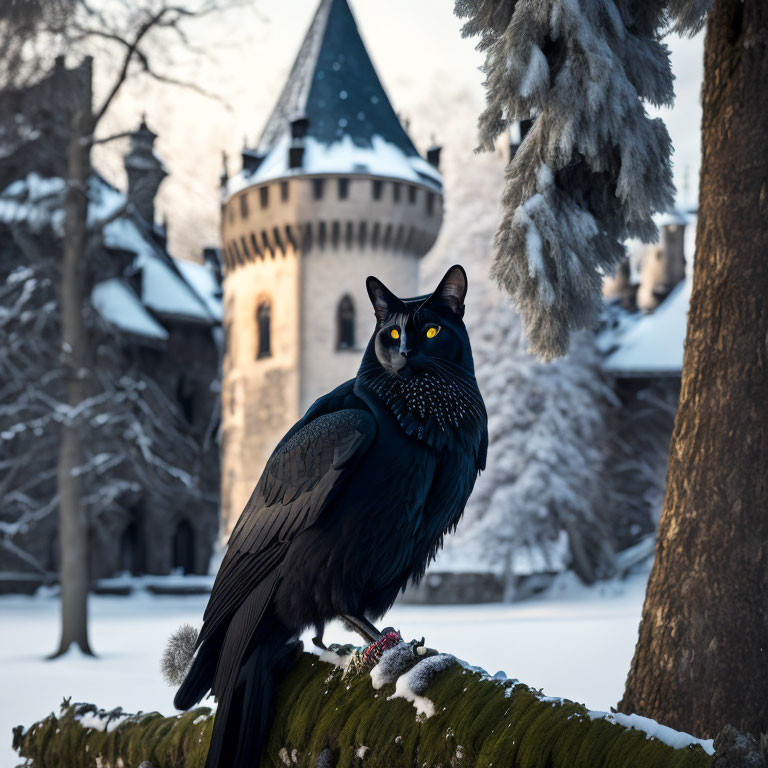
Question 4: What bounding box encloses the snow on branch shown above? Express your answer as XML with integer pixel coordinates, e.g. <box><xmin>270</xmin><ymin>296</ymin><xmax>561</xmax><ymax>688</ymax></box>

<box><xmin>13</xmin><ymin>647</ymin><xmax>726</xmax><ymax>768</ymax></box>
<box><xmin>455</xmin><ymin>0</ymin><xmax>704</xmax><ymax>359</ymax></box>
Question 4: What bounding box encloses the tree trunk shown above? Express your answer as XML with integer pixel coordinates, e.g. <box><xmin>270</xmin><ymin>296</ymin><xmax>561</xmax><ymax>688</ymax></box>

<box><xmin>13</xmin><ymin>651</ymin><xmax>718</xmax><ymax>768</ymax></box>
<box><xmin>52</xmin><ymin>58</ymin><xmax>95</xmax><ymax>658</ymax></box>
<box><xmin>619</xmin><ymin>0</ymin><xmax>768</xmax><ymax>737</ymax></box>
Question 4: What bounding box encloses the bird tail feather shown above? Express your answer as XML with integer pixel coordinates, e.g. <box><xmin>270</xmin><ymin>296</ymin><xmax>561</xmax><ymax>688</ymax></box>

<box><xmin>205</xmin><ymin>630</ymin><xmax>297</xmax><ymax>768</ymax></box>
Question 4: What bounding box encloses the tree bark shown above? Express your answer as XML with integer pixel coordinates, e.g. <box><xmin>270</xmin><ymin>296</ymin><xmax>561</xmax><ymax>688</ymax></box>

<box><xmin>619</xmin><ymin>0</ymin><xmax>768</xmax><ymax>737</ymax></box>
<box><xmin>52</xmin><ymin>57</ymin><xmax>95</xmax><ymax>658</ymax></box>
<box><xmin>13</xmin><ymin>652</ymin><xmax>717</xmax><ymax>768</ymax></box>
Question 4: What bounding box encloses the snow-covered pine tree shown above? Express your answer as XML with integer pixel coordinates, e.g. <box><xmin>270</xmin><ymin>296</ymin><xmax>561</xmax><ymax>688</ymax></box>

<box><xmin>422</xmin><ymin>117</ymin><xmax>622</xmax><ymax>591</ymax></box>
<box><xmin>454</xmin><ymin>0</ymin><xmax>688</xmax><ymax>360</ymax></box>
<box><xmin>454</xmin><ymin>311</ymin><xmax>617</xmax><ymax>591</ymax></box>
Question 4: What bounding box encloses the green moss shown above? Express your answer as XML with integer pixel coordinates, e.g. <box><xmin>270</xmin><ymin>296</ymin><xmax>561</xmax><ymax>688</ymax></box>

<box><xmin>15</xmin><ymin>652</ymin><xmax>716</xmax><ymax>768</ymax></box>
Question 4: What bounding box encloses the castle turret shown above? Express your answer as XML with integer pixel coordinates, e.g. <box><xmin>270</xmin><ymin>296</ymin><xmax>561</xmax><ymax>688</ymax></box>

<box><xmin>124</xmin><ymin>117</ymin><xmax>167</xmax><ymax>227</ymax></box>
<box><xmin>219</xmin><ymin>0</ymin><xmax>444</xmax><ymax>533</ymax></box>
<box><xmin>636</xmin><ymin>210</ymin><xmax>687</xmax><ymax>312</ymax></box>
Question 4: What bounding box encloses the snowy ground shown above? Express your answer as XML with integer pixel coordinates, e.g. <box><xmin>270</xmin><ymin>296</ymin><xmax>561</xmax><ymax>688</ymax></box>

<box><xmin>0</xmin><ymin>568</ymin><xmax>650</xmax><ymax>768</ymax></box>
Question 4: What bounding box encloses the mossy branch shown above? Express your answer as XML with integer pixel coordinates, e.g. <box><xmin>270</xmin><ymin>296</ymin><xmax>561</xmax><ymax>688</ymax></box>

<box><xmin>12</xmin><ymin>650</ymin><xmax>728</xmax><ymax>768</ymax></box>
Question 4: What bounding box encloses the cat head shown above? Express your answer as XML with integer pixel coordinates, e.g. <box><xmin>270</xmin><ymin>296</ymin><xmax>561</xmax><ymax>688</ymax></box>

<box><xmin>363</xmin><ymin>265</ymin><xmax>471</xmax><ymax>379</ymax></box>
<box><xmin>356</xmin><ymin>265</ymin><xmax>484</xmax><ymax>448</ymax></box>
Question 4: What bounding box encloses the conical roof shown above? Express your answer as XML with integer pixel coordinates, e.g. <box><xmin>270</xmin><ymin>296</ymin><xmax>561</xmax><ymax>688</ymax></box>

<box><xmin>230</xmin><ymin>0</ymin><xmax>441</xmax><ymax>194</ymax></box>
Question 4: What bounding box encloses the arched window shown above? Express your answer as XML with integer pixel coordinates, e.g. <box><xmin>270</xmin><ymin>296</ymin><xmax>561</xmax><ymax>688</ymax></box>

<box><xmin>337</xmin><ymin>295</ymin><xmax>355</xmax><ymax>350</ymax></box>
<box><xmin>172</xmin><ymin>519</ymin><xmax>196</xmax><ymax>574</ymax></box>
<box><xmin>256</xmin><ymin>300</ymin><xmax>272</xmax><ymax>359</ymax></box>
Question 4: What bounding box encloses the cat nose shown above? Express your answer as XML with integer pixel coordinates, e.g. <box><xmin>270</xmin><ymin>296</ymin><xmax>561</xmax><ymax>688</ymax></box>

<box><xmin>400</xmin><ymin>347</ymin><xmax>412</xmax><ymax>358</ymax></box>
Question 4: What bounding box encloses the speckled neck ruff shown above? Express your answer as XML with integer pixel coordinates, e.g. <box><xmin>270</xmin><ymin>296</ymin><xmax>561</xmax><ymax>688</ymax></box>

<box><xmin>359</xmin><ymin>363</ymin><xmax>485</xmax><ymax>449</ymax></box>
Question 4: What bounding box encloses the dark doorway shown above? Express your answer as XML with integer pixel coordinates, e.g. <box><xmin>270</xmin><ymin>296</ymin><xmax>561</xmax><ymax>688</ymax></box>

<box><xmin>176</xmin><ymin>374</ymin><xmax>196</xmax><ymax>423</ymax></box>
<box><xmin>119</xmin><ymin>520</ymin><xmax>145</xmax><ymax>575</ymax></box>
<box><xmin>47</xmin><ymin>533</ymin><xmax>59</xmax><ymax>573</ymax></box>
<box><xmin>172</xmin><ymin>519</ymin><xmax>196</xmax><ymax>574</ymax></box>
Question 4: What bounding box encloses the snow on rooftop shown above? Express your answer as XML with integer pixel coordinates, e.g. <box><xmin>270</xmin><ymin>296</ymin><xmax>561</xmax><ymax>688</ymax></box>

<box><xmin>91</xmin><ymin>278</ymin><xmax>169</xmax><ymax>341</ymax></box>
<box><xmin>103</xmin><ymin>217</ymin><xmax>212</xmax><ymax>323</ymax></box>
<box><xmin>2</xmin><ymin>173</ymin><xmax>214</xmax><ymax>325</ymax></box>
<box><xmin>0</xmin><ymin>174</ymin><xmax>127</xmax><ymax>235</ymax></box>
<box><xmin>88</xmin><ymin>175</ymin><xmax>125</xmax><ymax>227</ymax></box>
<box><xmin>93</xmin><ymin>174</ymin><xmax>216</xmax><ymax>324</ymax></box>
<box><xmin>227</xmin><ymin>133</ymin><xmax>442</xmax><ymax>197</ymax></box>
<box><xmin>173</xmin><ymin>258</ymin><xmax>222</xmax><ymax>322</ymax></box>
<box><xmin>0</xmin><ymin>173</ymin><xmax>66</xmax><ymax>234</ymax></box>
<box><xmin>653</xmin><ymin>208</ymin><xmax>688</xmax><ymax>228</ymax></box>
<box><xmin>435</xmin><ymin>529</ymin><xmax>570</xmax><ymax>577</ymax></box>
<box><xmin>602</xmin><ymin>278</ymin><xmax>691</xmax><ymax>377</ymax></box>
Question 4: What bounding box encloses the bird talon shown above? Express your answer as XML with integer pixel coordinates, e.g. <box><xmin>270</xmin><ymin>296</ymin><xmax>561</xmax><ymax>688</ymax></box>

<box><xmin>312</xmin><ymin>635</ymin><xmax>327</xmax><ymax>650</ymax></box>
<box><xmin>346</xmin><ymin>629</ymin><xmax>402</xmax><ymax>675</ymax></box>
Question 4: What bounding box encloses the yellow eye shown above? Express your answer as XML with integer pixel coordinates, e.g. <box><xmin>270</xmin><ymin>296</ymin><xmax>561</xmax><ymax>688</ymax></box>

<box><xmin>390</xmin><ymin>328</ymin><xmax>400</xmax><ymax>340</ymax></box>
<box><xmin>426</xmin><ymin>326</ymin><xmax>440</xmax><ymax>339</ymax></box>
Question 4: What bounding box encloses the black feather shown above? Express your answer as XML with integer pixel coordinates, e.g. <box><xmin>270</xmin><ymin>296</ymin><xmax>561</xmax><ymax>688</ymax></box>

<box><xmin>174</xmin><ymin>266</ymin><xmax>488</xmax><ymax>768</ymax></box>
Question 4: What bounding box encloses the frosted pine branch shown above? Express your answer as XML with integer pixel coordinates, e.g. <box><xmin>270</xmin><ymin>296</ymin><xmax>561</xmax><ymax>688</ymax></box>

<box><xmin>456</xmin><ymin>0</ymin><xmax>706</xmax><ymax>359</ymax></box>
<box><xmin>667</xmin><ymin>0</ymin><xmax>712</xmax><ymax>35</ymax></box>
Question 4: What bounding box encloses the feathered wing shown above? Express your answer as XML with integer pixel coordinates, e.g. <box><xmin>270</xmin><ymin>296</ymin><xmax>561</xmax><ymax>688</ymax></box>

<box><xmin>175</xmin><ymin>402</ymin><xmax>376</xmax><ymax>711</ymax></box>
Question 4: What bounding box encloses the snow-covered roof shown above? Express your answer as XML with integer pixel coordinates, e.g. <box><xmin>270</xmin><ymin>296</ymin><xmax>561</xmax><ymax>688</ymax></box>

<box><xmin>435</xmin><ymin>530</ymin><xmax>570</xmax><ymax>577</ymax></box>
<box><xmin>600</xmin><ymin>278</ymin><xmax>691</xmax><ymax>378</ymax></box>
<box><xmin>653</xmin><ymin>208</ymin><xmax>688</xmax><ymax>227</ymax></box>
<box><xmin>87</xmin><ymin>175</ymin><xmax>216</xmax><ymax>324</ymax></box>
<box><xmin>172</xmin><ymin>257</ymin><xmax>223</xmax><ymax>322</ymax></box>
<box><xmin>228</xmin><ymin>133</ymin><xmax>442</xmax><ymax>196</ymax></box>
<box><xmin>230</xmin><ymin>0</ymin><xmax>442</xmax><ymax>196</ymax></box>
<box><xmin>91</xmin><ymin>278</ymin><xmax>169</xmax><ymax>341</ymax></box>
<box><xmin>102</xmin><ymin>216</ymin><xmax>213</xmax><ymax>323</ymax></box>
<box><xmin>1</xmin><ymin>173</ymin><xmax>220</xmax><ymax>338</ymax></box>
<box><xmin>0</xmin><ymin>174</ymin><xmax>66</xmax><ymax>233</ymax></box>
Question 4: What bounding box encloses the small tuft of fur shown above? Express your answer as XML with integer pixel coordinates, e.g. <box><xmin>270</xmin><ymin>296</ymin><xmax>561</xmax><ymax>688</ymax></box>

<box><xmin>161</xmin><ymin>624</ymin><xmax>198</xmax><ymax>686</ymax></box>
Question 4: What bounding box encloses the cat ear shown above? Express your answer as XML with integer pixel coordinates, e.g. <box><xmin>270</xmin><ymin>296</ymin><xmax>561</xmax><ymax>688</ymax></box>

<box><xmin>366</xmin><ymin>276</ymin><xmax>403</xmax><ymax>324</ymax></box>
<box><xmin>427</xmin><ymin>265</ymin><xmax>467</xmax><ymax>318</ymax></box>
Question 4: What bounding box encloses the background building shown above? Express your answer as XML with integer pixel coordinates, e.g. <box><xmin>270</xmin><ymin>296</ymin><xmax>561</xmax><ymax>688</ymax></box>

<box><xmin>218</xmin><ymin>0</ymin><xmax>444</xmax><ymax>533</ymax></box>
<box><xmin>0</xmin><ymin>61</ymin><xmax>222</xmax><ymax>592</ymax></box>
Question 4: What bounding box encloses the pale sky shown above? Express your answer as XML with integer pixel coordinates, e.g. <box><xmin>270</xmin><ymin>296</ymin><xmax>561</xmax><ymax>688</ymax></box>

<box><xmin>94</xmin><ymin>0</ymin><xmax>704</xmax><ymax>261</ymax></box>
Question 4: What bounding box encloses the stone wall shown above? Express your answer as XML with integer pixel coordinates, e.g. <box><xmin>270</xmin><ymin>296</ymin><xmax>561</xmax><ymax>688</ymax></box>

<box><xmin>220</xmin><ymin>254</ymin><xmax>301</xmax><ymax>534</ymax></box>
<box><xmin>636</xmin><ymin>224</ymin><xmax>686</xmax><ymax>312</ymax></box>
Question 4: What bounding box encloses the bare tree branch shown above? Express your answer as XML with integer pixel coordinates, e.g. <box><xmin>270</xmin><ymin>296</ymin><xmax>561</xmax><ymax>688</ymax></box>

<box><xmin>91</xmin><ymin>6</ymin><xmax>172</xmax><ymax>127</ymax></box>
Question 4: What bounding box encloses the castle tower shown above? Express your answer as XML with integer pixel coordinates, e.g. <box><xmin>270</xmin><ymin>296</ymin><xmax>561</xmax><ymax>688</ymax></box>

<box><xmin>219</xmin><ymin>0</ymin><xmax>443</xmax><ymax>533</ymax></box>
<box><xmin>636</xmin><ymin>211</ymin><xmax>687</xmax><ymax>312</ymax></box>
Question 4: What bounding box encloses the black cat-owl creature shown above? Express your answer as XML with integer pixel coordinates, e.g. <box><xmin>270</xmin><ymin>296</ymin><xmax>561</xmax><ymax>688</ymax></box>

<box><xmin>173</xmin><ymin>265</ymin><xmax>488</xmax><ymax>768</ymax></box>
